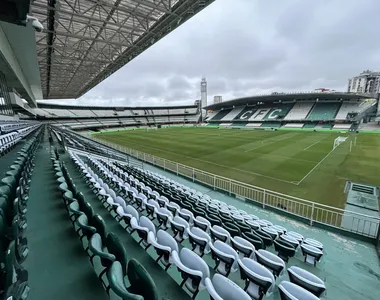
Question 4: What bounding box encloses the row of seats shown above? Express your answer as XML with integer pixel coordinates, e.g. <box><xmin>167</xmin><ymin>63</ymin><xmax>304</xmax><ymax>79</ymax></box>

<box><xmin>0</xmin><ymin>125</ymin><xmax>40</xmax><ymax>157</ymax></box>
<box><xmin>0</xmin><ymin>125</ymin><xmax>43</xmax><ymax>299</ymax></box>
<box><xmin>51</xmin><ymin>147</ymin><xmax>160</xmax><ymax>299</ymax></box>
<box><xmin>69</xmin><ymin>149</ymin><xmax>326</xmax><ymax>300</ymax></box>
<box><xmin>0</xmin><ymin>122</ymin><xmax>30</xmax><ymax>135</ymax></box>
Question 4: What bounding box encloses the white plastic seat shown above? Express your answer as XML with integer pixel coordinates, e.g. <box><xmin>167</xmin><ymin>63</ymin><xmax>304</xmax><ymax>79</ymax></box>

<box><xmin>131</xmin><ymin>216</ymin><xmax>156</xmax><ymax>249</ymax></box>
<box><xmin>209</xmin><ymin>240</ymin><xmax>239</xmax><ymax>277</ymax></box>
<box><xmin>148</xmin><ymin>230</ymin><xmax>178</xmax><ymax>270</ymax></box>
<box><xmin>156</xmin><ymin>207</ymin><xmax>173</xmax><ymax>230</ymax></box>
<box><xmin>210</xmin><ymin>225</ymin><xmax>230</xmax><ymax>243</ymax></box>
<box><xmin>287</xmin><ymin>266</ymin><xmax>326</xmax><ymax>297</ymax></box>
<box><xmin>178</xmin><ymin>208</ymin><xmax>194</xmax><ymax>225</ymax></box>
<box><xmin>304</xmin><ymin>238</ymin><xmax>323</xmax><ymax>250</ymax></box>
<box><xmin>255</xmin><ymin>249</ymin><xmax>286</xmax><ymax>277</ymax></box>
<box><xmin>169</xmin><ymin>216</ymin><xmax>189</xmax><ymax>242</ymax></box>
<box><xmin>230</xmin><ymin>236</ymin><xmax>255</xmax><ymax>259</ymax></box>
<box><xmin>205</xmin><ymin>273</ymin><xmax>251</xmax><ymax>300</ymax></box>
<box><xmin>278</xmin><ymin>281</ymin><xmax>320</xmax><ymax>300</ymax></box>
<box><xmin>287</xmin><ymin>231</ymin><xmax>304</xmax><ymax>244</ymax></box>
<box><xmin>187</xmin><ymin>227</ymin><xmax>211</xmax><ymax>257</ymax></box>
<box><xmin>134</xmin><ymin>194</ymin><xmax>147</xmax><ymax>212</ymax></box>
<box><xmin>238</xmin><ymin>258</ymin><xmax>275</xmax><ymax>300</ymax></box>
<box><xmin>281</xmin><ymin>234</ymin><xmax>300</xmax><ymax>249</ymax></box>
<box><xmin>246</xmin><ymin>220</ymin><xmax>261</xmax><ymax>231</ymax></box>
<box><xmin>145</xmin><ymin>199</ymin><xmax>159</xmax><ymax>219</ymax></box>
<box><xmin>172</xmin><ymin>248</ymin><xmax>210</xmax><ymax>299</ymax></box>
<box><xmin>166</xmin><ymin>202</ymin><xmax>180</xmax><ymax>216</ymax></box>
<box><xmin>115</xmin><ymin>204</ymin><xmax>139</xmax><ymax>231</ymax></box>
<box><xmin>300</xmin><ymin>244</ymin><xmax>323</xmax><ymax>266</ymax></box>
<box><xmin>193</xmin><ymin>216</ymin><xmax>211</xmax><ymax>233</ymax></box>
<box><xmin>270</xmin><ymin>225</ymin><xmax>287</xmax><ymax>235</ymax></box>
<box><xmin>261</xmin><ymin>226</ymin><xmax>278</xmax><ymax>240</ymax></box>
<box><xmin>157</xmin><ymin>196</ymin><xmax>169</xmax><ymax>207</ymax></box>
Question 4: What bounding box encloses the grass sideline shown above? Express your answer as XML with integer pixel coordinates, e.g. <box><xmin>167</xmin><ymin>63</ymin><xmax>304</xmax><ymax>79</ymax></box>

<box><xmin>95</xmin><ymin>127</ymin><xmax>380</xmax><ymax>208</ymax></box>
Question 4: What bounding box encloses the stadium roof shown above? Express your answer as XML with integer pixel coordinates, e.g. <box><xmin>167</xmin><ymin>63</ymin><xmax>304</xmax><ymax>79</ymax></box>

<box><xmin>30</xmin><ymin>0</ymin><xmax>214</xmax><ymax>100</ymax></box>
<box><xmin>205</xmin><ymin>92</ymin><xmax>375</xmax><ymax>110</ymax></box>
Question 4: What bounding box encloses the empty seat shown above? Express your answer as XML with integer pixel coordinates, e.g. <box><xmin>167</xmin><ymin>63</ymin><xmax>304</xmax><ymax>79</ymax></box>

<box><xmin>148</xmin><ymin>229</ymin><xmax>178</xmax><ymax>270</ymax></box>
<box><xmin>287</xmin><ymin>266</ymin><xmax>326</xmax><ymax>297</ymax></box>
<box><xmin>172</xmin><ymin>248</ymin><xmax>210</xmax><ymax>299</ymax></box>
<box><xmin>209</xmin><ymin>240</ymin><xmax>239</xmax><ymax>277</ymax></box>
<box><xmin>131</xmin><ymin>216</ymin><xmax>156</xmax><ymax>249</ymax></box>
<box><xmin>169</xmin><ymin>216</ymin><xmax>189</xmax><ymax>242</ymax></box>
<box><xmin>230</xmin><ymin>236</ymin><xmax>255</xmax><ymax>259</ymax></box>
<box><xmin>187</xmin><ymin>227</ymin><xmax>211</xmax><ymax>257</ymax></box>
<box><xmin>278</xmin><ymin>281</ymin><xmax>320</xmax><ymax>300</ymax></box>
<box><xmin>107</xmin><ymin>259</ymin><xmax>159</xmax><ymax>300</ymax></box>
<box><xmin>210</xmin><ymin>225</ymin><xmax>230</xmax><ymax>243</ymax></box>
<box><xmin>300</xmin><ymin>244</ymin><xmax>323</xmax><ymax>266</ymax></box>
<box><xmin>238</xmin><ymin>258</ymin><xmax>275</xmax><ymax>300</ymax></box>
<box><xmin>255</xmin><ymin>249</ymin><xmax>286</xmax><ymax>277</ymax></box>
<box><xmin>205</xmin><ymin>273</ymin><xmax>251</xmax><ymax>300</ymax></box>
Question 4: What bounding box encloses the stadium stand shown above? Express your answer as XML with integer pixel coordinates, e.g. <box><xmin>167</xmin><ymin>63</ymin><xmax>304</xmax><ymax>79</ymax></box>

<box><xmin>220</xmin><ymin>107</ymin><xmax>245</xmax><ymax>121</ymax></box>
<box><xmin>34</xmin><ymin>104</ymin><xmax>200</xmax><ymax>131</ymax></box>
<box><xmin>306</xmin><ymin>102</ymin><xmax>341</xmax><ymax>121</ymax></box>
<box><xmin>204</xmin><ymin>92</ymin><xmax>377</xmax><ymax>131</ymax></box>
<box><xmin>209</xmin><ymin>109</ymin><xmax>232</xmax><ymax>121</ymax></box>
<box><xmin>284</xmin><ymin>102</ymin><xmax>314</xmax><ymax>120</ymax></box>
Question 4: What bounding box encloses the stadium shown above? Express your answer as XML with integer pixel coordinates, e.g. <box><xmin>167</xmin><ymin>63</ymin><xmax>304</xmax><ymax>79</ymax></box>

<box><xmin>0</xmin><ymin>1</ymin><xmax>379</xmax><ymax>300</ymax></box>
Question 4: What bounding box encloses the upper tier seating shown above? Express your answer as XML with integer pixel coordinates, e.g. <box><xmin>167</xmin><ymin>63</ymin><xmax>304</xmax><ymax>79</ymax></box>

<box><xmin>307</xmin><ymin>102</ymin><xmax>341</xmax><ymax>121</ymax></box>
<box><xmin>210</xmin><ymin>109</ymin><xmax>232</xmax><ymax>121</ymax></box>
<box><xmin>221</xmin><ymin>107</ymin><xmax>245</xmax><ymax>121</ymax></box>
<box><xmin>335</xmin><ymin>102</ymin><xmax>361</xmax><ymax>120</ymax></box>
<box><xmin>284</xmin><ymin>102</ymin><xmax>314</xmax><ymax>120</ymax></box>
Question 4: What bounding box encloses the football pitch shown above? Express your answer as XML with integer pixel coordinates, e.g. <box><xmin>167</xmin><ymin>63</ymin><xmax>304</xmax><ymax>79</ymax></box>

<box><xmin>95</xmin><ymin>127</ymin><xmax>380</xmax><ymax>208</ymax></box>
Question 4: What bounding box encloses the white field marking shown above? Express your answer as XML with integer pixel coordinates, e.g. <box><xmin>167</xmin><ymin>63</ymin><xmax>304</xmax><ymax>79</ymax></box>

<box><xmin>303</xmin><ymin>139</ymin><xmax>323</xmax><ymax>151</ymax></box>
<box><xmin>296</xmin><ymin>147</ymin><xmax>338</xmax><ymax>185</ymax></box>
<box><xmin>123</xmin><ymin>141</ymin><xmax>298</xmax><ymax>185</ymax></box>
<box><xmin>241</xmin><ymin>152</ymin><xmax>318</xmax><ymax>164</ymax></box>
<box><xmin>244</xmin><ymin>133</ymin><xmax>298</xmax><ymax>153</ymax></box>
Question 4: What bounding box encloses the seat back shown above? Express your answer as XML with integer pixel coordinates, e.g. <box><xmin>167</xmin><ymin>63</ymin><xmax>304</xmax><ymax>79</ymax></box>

<box><xmin>107</xmin><ymin>261</ymin><xmax>143</xmax><ymax>300</ymax></box>
<box><xmin>127</xmin><ymin>259</ymin><xmax>159</xmax><ymax>300</ymax></box>
<box><xmin>106</xmin><ymin>232</ymin><xmax>128</xmax><ymax>276</ymax></box>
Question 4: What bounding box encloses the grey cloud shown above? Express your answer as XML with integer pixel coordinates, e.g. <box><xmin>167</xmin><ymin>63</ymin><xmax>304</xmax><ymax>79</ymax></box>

<box><xmin>40</xmin><ymin>0</ymin><xmax>380</xmax><ymax>107</ymax></box>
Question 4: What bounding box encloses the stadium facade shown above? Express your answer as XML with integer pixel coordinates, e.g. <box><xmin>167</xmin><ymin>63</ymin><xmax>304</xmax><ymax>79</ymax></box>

<box><xmin>0</xmin><ymin>2</ymin><xmax>380</xmax><ymax>300</ymax></box>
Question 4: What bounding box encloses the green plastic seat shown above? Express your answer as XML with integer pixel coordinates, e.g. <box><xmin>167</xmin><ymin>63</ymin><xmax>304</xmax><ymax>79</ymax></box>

<box><xmin>106</xmin><ymin>233</ymin><xmax>128</xmax><ymax>276</ymax></box>
<box><xmin>68</xmin><ymin>201</ymin><xmax>83</xmax><ymax>223</ymax></box>
<box><xmin>91</xmin><ymin>214</ymin><xmax>107</xmax><ymax>242</ymax></box>
<box><xmin>89</xmin><ymin>233</ymin><xmax>116</xmax><ymax>282</ymax></box>
<box><xmin>107</xmin><ymin>259</ymin><xmax>159</xmax><ymax>300</ymax></box>
<box><xmin>127</xmin><ymin>259</ymin><xmax>158</xmax><ymax>300</ymax></box>
<box><xmin>75</xmin><ymin>214</ymin><xmax>96</xmax><ymax>243</ymax></box>
<box><xmin>3</xmin><ymin>241</ymin><xmax>29</xmax><ymax>300</ymax></box>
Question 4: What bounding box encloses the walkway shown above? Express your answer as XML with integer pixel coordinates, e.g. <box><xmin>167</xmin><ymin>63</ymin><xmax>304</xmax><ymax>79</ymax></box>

<box><xmin>23</xmin><ymin>136</ymin><xmax>107</xmax><ymax>300</ymax></box>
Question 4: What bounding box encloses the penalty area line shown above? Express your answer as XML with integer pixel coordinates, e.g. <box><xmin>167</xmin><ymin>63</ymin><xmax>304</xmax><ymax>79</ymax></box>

<box><xmin>296</xmin><ymin>146</ymin><xmax>337</xmax><ymax>185</ymax></box>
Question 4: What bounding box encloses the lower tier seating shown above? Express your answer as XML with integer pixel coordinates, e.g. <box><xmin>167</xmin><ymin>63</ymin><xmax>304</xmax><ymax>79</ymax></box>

<box><xmin>66</xmin><ymin>147</ymin><xmax>326</xmax><ymax>300</ymax></box>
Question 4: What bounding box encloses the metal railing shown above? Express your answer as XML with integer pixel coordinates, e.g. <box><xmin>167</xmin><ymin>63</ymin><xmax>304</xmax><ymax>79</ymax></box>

<box><xmin>87</xmin><ymin>134</ymin><xmax>380</xmax><ymax>240</ymax></box>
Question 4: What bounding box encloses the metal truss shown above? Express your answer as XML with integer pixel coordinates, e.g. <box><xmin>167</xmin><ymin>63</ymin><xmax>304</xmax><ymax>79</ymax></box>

<box><xmin>31</xmin><ymin>0</ymin><xmax>215</xmax><ymax>99</ymax></box>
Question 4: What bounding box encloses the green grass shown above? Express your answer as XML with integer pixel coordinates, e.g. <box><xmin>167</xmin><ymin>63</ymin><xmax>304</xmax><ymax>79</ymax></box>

<box><xmin>95</xmin><ymin>127</ymin><xmax>380</xmax><ymax>208</ymax></box>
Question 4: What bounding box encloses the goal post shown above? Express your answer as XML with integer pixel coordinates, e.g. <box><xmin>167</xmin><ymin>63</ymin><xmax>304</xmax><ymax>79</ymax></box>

<box><xmin>333</xmin><ymin>136</ymin><xmax>348</xmax><ymax>150</ymax></box>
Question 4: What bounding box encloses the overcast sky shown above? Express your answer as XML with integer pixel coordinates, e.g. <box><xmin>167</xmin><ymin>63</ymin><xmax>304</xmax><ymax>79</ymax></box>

<box><xmin>39</xmin><ymin>0</ymin><xmax>380</xmax><ymax>107</ymax></box>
